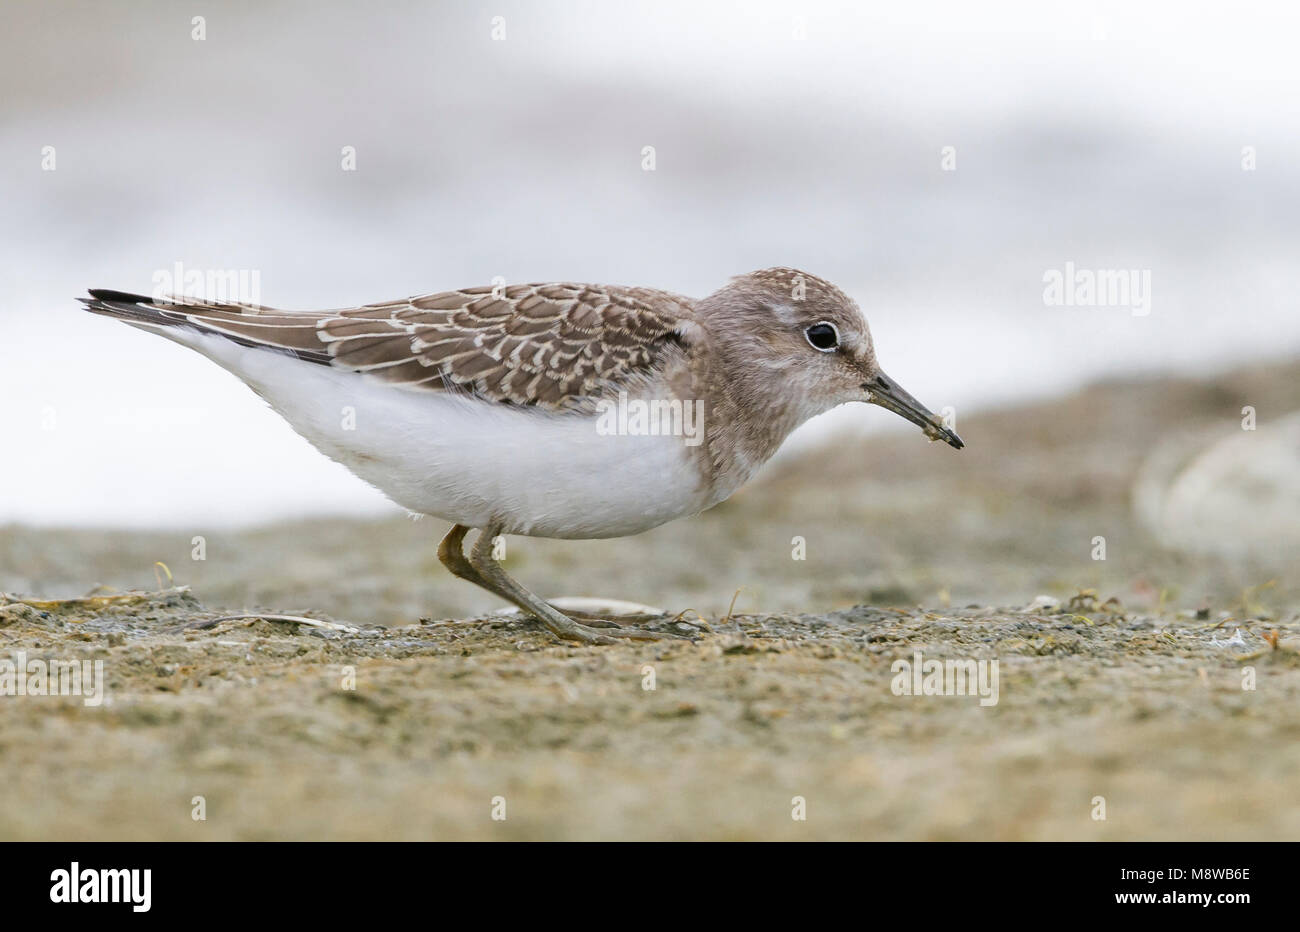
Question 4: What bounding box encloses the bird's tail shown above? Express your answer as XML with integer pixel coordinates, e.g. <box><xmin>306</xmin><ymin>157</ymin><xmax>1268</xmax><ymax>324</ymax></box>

<box><xmin>77</xmin><ymin>289</ymin><xmax>333</xmax><ymax>364</ymax></box>
<box><xmin>79</xmin><ymin>289</ymin><xmax>183</xmax><ymax>329</ymax></box>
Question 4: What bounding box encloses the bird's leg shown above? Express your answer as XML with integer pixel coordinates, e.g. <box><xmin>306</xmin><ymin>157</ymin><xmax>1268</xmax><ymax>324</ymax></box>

<box><xmin>464</xmin><ymin>522</ymin><xmax>687</xmax><ymax>644</ymax></box>
<box><xmin>437</xmin><ymin>523</ymin><xmax>500</xmax><ymax>593</ymax></box>
<box><xmin>437</xmin><ymin>524</ymin><xmax>627</xmax><ymax>627</ymax></box>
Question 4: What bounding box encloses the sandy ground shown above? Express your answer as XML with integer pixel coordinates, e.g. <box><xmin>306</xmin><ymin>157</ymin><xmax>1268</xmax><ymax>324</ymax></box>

<box><xmin>3</xmin><ymin>359</ymin><xmax>1299</xmax><ymax>840</ymax></box>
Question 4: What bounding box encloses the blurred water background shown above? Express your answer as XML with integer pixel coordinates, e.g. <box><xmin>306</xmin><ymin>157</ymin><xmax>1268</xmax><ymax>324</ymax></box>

<box><xmin>3</xmin><ymin>0</ymin><xmax>1297</xmax><ymax>527</ymax></box>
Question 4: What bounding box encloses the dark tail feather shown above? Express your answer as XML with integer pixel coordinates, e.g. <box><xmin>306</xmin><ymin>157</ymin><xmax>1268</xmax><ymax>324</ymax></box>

<box><xmin>88</xmin><ymin>288</ymin><xmax>155</xmax><ymax>304</ymax></box>
<box><xmin>78</xmin><ymin>289</ymin><xmax>333</xmax><ymax>365</ymax></box>
<box><xmin>79</xmin><ymin>290</ymin><xmax>181</xmax><ymax>328</ymax></box>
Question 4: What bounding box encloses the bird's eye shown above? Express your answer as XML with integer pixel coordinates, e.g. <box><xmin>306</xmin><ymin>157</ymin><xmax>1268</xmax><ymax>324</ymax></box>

<box><xmin>804</xmin><ymin>322</ymin><xmax>839</xmax><ymax>352</ymax></box>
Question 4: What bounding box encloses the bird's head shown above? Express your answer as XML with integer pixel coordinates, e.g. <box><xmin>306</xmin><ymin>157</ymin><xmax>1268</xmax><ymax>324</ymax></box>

<box><xmin>695</xmin><ymin>268</ymin><xmax>963</xmax><ymax>449</ymax></box>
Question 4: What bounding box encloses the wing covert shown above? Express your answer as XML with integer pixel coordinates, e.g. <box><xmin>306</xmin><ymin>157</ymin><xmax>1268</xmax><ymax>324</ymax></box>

<box><xmin>319</xmin><ymin>283</ymin><xmax>696</xmax><ymax>408</ymax></box>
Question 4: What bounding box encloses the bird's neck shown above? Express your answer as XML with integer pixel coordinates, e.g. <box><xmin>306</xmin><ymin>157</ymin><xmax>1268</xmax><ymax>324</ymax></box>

<box><xmin>689</xmin><ymin>338</ymin><xmax>828</xmax><ymax>502</ymax></box>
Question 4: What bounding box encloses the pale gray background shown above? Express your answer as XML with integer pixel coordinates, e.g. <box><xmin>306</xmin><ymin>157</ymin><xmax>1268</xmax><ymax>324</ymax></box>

<box><xmin>3</xmin><ymin>0</ymin><xmax>1297</xmax><ymax>526</ymax></box>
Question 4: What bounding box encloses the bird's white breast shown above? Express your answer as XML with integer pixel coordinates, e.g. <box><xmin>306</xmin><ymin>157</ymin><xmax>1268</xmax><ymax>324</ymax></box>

<box><xmin>184</xmin><ymin>330</ymin><xmax>715</xmax><ymax>539</ymax></box>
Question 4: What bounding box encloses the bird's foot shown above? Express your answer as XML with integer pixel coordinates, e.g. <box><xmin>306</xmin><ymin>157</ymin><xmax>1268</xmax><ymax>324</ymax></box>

<box><xmin>556</xmin><ymin>607</ymin><xmax>667</xmax><ymax>628</ymax></box>
<box><xmin>540</xmin><ymin>611</ymin><xmax>695</xmax><ymax>644</ymax></box>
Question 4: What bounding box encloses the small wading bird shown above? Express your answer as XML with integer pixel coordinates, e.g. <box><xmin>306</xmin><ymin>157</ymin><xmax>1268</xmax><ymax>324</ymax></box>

<box><xmin>81</xmin><ymin>268</ymin><xmax>963</xmax><ymax>644</ymax></box>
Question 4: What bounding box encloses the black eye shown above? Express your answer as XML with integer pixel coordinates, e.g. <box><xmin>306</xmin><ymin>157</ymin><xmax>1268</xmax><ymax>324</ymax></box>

<box><xmin>804</xmin><ymin>322</ymin><xmax>839</xmax><ymax>352</ymax></box>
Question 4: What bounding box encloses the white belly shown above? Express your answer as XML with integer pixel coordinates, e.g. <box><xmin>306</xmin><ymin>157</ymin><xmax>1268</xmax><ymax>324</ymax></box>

<box><xmin>184</xmin><ymin>331</ymin><xmax>715</xmax><ymax>538</ymax></box>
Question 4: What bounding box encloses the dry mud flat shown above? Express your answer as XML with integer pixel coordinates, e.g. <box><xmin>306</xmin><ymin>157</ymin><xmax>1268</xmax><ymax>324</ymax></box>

<box><xmin>2</xmin><ymin>359</ymin><xmax>1299</xmax><ymax>840</ymax></box>
<box><xmin>1</xmin><ymin>587</ymin><xmax>1298</xmax><ymax>841</ymax></box>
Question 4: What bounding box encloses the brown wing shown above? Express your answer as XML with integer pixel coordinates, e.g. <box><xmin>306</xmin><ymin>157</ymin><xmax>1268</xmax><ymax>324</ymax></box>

<box><xmin>84</xmin><ymin>284</ymin><xmax>698</xmax><ymax>410</ymax></box>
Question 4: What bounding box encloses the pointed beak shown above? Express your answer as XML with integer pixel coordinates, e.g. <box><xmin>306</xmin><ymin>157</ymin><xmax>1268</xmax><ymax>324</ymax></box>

<box><xmin>864</xmin><ymin>372</ymin><xmax>964</xmax><ymax>449</ymax></box>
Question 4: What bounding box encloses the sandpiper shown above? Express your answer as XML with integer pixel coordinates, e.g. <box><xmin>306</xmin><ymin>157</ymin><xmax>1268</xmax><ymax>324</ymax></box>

<box><xmin>81</xmin><ymin>268</ymin><xmax>963</xmax><ymax>643</ymax></box>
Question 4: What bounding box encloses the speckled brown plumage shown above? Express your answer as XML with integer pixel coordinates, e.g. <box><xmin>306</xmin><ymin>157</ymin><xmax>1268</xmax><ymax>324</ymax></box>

<box><xmin>323</xmin><ymin>283</ymin><xmax>696</xmax><ymax>407</ymax></box>
<box><xmin>85</xmin><ymin>283</ymin><xmax>698</xmax><ymax>411</ymax></box>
